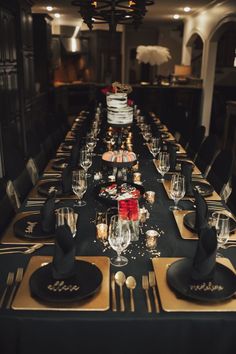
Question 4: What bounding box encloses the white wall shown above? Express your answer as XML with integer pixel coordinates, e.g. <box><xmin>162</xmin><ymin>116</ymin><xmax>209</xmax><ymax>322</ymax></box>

<box><xmin>182</xmin><ymin>0</ymin><xmax>236</xmax><ymax>134</ymax></box>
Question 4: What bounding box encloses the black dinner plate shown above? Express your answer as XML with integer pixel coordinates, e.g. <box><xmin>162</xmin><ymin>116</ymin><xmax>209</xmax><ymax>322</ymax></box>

<box><xmin>51</xmin><ymin>158</ymin><xmax>68</xmax><ymax>171</ymax></box>
<box><xmin>167</xmin><ymin>258</ymin><xmax>236</xmax><ymax>303</ymax></box>
<box><xmin>29</xmin><ymin>260</ymin><xmax>103</xmax><ymax>303</ymax></box>
<box><xmin>37</xmin><ymin>180</ymin><xmax>72</xmax><ymax>197</ymax></box>
<box><xmin>185</xmin><ymin>181</ymin><xmax>214</xmax><ymax>197</ymax></box>
<box><xmin>94</xmin><ymin>182</ymin><xmax>145</xmax><ymax>206</ymax></box>
<box><xmin>183</xmin><ymin>211</ymin><xmax>236</xmax><ymax>234</ymax></box>
<box><xmin>13</xmin><ymin>213</ymin><xmax>54</xmax><ymax>239</ymax></box>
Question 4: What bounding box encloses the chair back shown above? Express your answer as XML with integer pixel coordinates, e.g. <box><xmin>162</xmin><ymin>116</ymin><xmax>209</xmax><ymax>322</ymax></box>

<box><xmin>195</xmin><ymin>134</ymin><xmax>220</xmax><ymax>176</ymax></box>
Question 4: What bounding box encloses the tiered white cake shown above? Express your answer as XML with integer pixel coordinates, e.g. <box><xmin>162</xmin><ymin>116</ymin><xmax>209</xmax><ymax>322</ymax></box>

<box><xmin>107</xmin><ymin>93</ymin><xmax>133</xmax><ymax>125</ymax></box>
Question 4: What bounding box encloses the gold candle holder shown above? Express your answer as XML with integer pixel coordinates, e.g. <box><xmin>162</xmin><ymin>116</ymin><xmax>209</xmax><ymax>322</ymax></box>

<box><xmin>133</xmin><ymin>172</ymin><xmax>141</xmax><ymax>183</ymax></box>
<box><xmin>145</xmin><ymin>230</ymin><xmax>158</xmax><ymax>250</ymax></box>
<box><xmin>96</xmin><ymin>223</ymin><xmax>108</xmax><ymax>241</ymax></box>
<box><xmin>145</xmin><ymin>191</ymin><xmax>155</xmax><ymax>204</ymax></box>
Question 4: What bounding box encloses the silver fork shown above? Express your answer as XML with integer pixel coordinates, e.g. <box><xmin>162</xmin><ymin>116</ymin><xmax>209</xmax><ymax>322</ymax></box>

<box><xmin>0</xmin><ymin>272</ymin><xmax>14</xmax><ymax>308</ymax></box>
<box><xmin>6</xmin><ymin>268</ymin><xmax>24</xmax><ymax>309</ymax></box>
<box><xmin>0</xmin><ymin>243</ymin><xmax>44</xmax><ymax>255</ymax></box>
<box><xmin>142</xmin><ymin>275</ymin><xmax>152</xmax><ymax>313</ymax></box>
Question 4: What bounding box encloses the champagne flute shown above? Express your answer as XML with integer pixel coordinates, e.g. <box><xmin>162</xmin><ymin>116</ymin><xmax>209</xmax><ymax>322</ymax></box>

<box><xmin>149</xmin><ymin>137</ymin><xmax>160</xmax><ymax>159</ymax></box>
<box><xmin>80</xmin><ymin>149</ymin><xmax>92</xmax><ymax>177</ymax></box>
<box><xmin>72</xmin><ymin>169</ymin><xmax>87</xmax><ymax>207</ymax></box>
<box><xmin>56</xmin><ymin>207</ymin><xmax>77</xmax><ymax>237</ymax></box>
<box><xmin>108</xmin><ymin>215</ymin><xmax>131</xmax><ymax>267</ymax></box>
<box><xmin>156</xmin><ymin>151</ymin><xmax>170</xmax><ymax>182</ymax></box>
<box><xmin>169</xmin><ymin>174</ymin><xmax>185</xmax><ymax>210</ymax></box>
<box><xmin>211</xmin><ymin>212</ymin><xmax>229</xmax><ymax>257</ymax></box>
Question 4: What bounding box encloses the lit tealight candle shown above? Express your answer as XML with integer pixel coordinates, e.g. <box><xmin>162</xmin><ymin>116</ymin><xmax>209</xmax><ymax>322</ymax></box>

<box><xmin>96</xmin><ymin>223</ymin><xmax>108</xmax><ymax>241</ymax></box>
<box><xmin>145</xmin><ymin>230</ymin><xmax>158</xmax><ymax>250</ymax></box>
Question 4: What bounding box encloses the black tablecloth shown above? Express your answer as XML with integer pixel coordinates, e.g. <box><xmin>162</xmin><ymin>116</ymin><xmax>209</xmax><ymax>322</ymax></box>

<box><xmin>0</xmin><ymin>119</ymin><xmax>236</xmax><ymax>354</ymax></box>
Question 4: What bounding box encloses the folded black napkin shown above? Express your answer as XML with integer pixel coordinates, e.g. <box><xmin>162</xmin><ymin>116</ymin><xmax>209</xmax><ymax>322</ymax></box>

<box><xmin>40</xmin><ymin>193</ymin><xmax>56</xmax><ymax>233</ymax></box>
<box><xmin>69</xmin><ymin>142</ymin><xmax>80</xmax><ymax>169</ymax></box>
<box><xmin>193</xmin><ymin>189</ymin><xmax>208</xmax><ymax>233</ymax></box>
<box><xmin>191</xmin><ymin>227</ymin><xmax>217</xmax><ymax>282</ymax></box>
<box><xmin>52</xmin><ymin>223</ymin><xmax>76</xmax><ymax>280</ymax></box>
<box><xmin>62</xmin><ymin>164</ymin><xmax>73</xmax><ymax>194</ymax></box>
<box><xmin>167</xmin><ymin>143</ymin><xmax>177</xmax><ymax>172</ymax></box>
<box><xmin>181</xmin><ymin>161</ymin><xmax>194</xmax><ymax>196</ymax></box>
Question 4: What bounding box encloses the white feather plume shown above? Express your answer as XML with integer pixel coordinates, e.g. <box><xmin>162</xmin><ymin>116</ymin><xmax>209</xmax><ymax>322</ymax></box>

<box><xmin>136</xmin><ymin>45</ymin><xmax>171</xmax><ymax>66</ymax></box>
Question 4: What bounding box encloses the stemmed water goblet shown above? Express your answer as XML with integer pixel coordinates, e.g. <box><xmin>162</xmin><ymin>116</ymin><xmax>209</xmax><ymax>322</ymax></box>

<box><xmin>72</xmin><ymin>169</ymin><xmax>87</xmax><ymax>207</ymax></box>
<box><xmin>169</xmin><ymin>173</ymin><xmax>185</xmax><ymax>211</ymax></box>
<box><xmin>108</xmin><ymin>215</ymin><xmax>131</xmax><ymax>267</ymax></box>
<box><xmin>80</xmin><ymin>148</ymin><xmax>92</xmax><ymax>177</ymax></box>
<box><xmin>156</xmin><ymin>151</ymin><xmax>170</xmax><ymax>182</ymax></box>
<box><xmin>211</xmin><ymin>212</ymin><xmax>230</xmax><ymax>257</ymax></box>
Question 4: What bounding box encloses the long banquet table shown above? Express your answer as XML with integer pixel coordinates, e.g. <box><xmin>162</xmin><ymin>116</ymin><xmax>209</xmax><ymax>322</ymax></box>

<box><xmin>0</xmin><ymin>110</ymin><xmax>236</xmax><ymax>354</ymax></box>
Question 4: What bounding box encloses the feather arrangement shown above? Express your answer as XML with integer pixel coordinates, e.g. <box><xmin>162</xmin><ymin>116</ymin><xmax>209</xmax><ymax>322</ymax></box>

<box><xmin>136</xmin><ymin>45</ymin><xmax>171</xmax><ymax>66</ymax></box>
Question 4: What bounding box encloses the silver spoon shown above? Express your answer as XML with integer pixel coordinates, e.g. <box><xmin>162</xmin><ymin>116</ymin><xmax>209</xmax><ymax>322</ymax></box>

<box><xmin>115</xmin><ymin>271</ymin><xmax>126</xmax><ymax>312</ymax></box>
<box><xmin>126</xmin><ymin>276</ymin><xmax>136</xmax><ymax>312</ymax></box>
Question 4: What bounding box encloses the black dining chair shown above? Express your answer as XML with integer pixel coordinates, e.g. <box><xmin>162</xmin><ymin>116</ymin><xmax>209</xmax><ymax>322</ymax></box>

<box><xmin>194</xmin><ymin>134</ymin><xmax>220</xmax><ymax>177</ymax></box>
<box><xmin>227</xmin><ymin>174</ymin><xmax>236</xmax><ymax>214</ymax></box>
<box><xmin>186</xmin><ymin>125</ymin><xmax>206</xmax><ymax>160</ymax></box>
<box><xmin>206</xmin><ymin>149</ymin><xmax>233</xmax><ymax>199</ymax></box>
<box><xmin>0</xmin><ymin>179</ymin><xmax>16</xmax><ymax>236</ymax></box>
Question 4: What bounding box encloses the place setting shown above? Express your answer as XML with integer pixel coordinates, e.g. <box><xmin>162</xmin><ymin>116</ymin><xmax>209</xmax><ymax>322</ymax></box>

<box><xmin>152</xmin><ymin>224</ymin><xmax>236</xmax><ymax>312</ymax></box>
<box><xmin>11</xmin><ymin>207</ymin><xmax>109</xmax><ymax>311</ymax></box>
<box><xmin>172</xmin><ymin>190</ymin><xmax>236</xmax><ymax>244</ymax></box>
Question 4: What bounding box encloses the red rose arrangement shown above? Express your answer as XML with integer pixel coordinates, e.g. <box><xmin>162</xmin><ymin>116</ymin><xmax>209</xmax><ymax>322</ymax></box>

<box><xmin>118</xmin><ymin>199</ymin><xmax>139</xmax><ymax>221</ymax></box>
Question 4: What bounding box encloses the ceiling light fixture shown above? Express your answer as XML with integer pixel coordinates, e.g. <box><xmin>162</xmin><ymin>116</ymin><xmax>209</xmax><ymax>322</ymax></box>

<box><xmin>71</xmin><ymin>0</ymin><xmax>154</xmax><ymax>32</ymax></box>
<box><xmin>183</xmin><ymin>6</ymin><xmax>191</xmax><ymax>12</ymax></box>
<box><xmin>46</xmin><ymin>6</ymin><xmax>53</xmax><ymax>12</ymax></box>
<box><xmin>54</xmin><ymin>13</ymin><xmax>61</xmax><ymax>18</ymax></box>
<box><xmin>173</xmin><ymin>14</ymin><xmax>180</xmax><ymax>20</ymax></box>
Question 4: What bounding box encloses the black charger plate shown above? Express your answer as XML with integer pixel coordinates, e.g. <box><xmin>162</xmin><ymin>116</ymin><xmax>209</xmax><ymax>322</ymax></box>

<box><xmin>183</xmin><ymin>211</ymin><xmax>236</xmax><ymax>234</ymax></box>
<box><xmin>37</xmin><ymin>181</ymin><xmax>72</xmax><ymax>197</ymax></box>
<box><xmin>13</xmin><ymin>213</ymin><xmax>54</xmax><ymax>239</ymax></box>
<box><xmin>167</xmin><ymin>258</ymin><xmax>236</xmax><ymax>303</ymax></box>
<box><xmin>185</xmin><ymin>181</ymin><xmax>214</xmax><ymax>198</ymax></box>
<box><xmin>29</xmin><ymin>260</ymin><xmax>103</xmax><ymax>303</ymax></box>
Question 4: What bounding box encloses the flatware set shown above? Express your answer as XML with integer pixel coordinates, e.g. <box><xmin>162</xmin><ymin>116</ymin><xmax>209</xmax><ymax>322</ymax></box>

<box><xmin>0</xmin><ymin>268</ymin><xmax>24</xmax><ymax>309</ymax></box>
<box><xmin>0</xmin><ymin>243</ymin><xmax>44</xmax><ymax>255</ymax></box>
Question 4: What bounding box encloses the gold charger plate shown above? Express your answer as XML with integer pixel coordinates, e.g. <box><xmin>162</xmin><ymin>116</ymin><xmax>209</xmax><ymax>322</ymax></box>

<box><xmin>173</xmin><ymin>210</ymin><xmax>236</xmax><ymax>241</ymax></box>
<box><xmin>12</xmin><ymin>255</ymin><xmax>110</xmax><ymax>311</ymax></box>
<box><xmin>1</xmin><ymin>211</ymin><xmax>54</xmax><ymax>245</ymax></box>
<box><xmin>28</xmin><ymin>179</ymin><xmax>77</xmax><ymax>200</ymax></box>
<box><xmin>163</xmin><ymin>180</ymin><xmax>221</xmax><ymax>201</ymax></box>
<box><xmin>152</xmin><ymin>257</ymin><xmax>236</xmax><ymax>312</ymax></box>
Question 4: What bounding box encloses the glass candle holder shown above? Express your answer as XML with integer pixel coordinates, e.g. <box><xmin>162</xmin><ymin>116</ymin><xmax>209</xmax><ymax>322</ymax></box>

<box><xmin>145</xmin><ymin>230</ymin><xmax>158</xmax><ymax>250</ymax></box>
<box><xmin>96</xmin><ymin>223</ymin><xmax>108</xmax><ymax>241</ymax></box>
<box><xmin>145</xmin><ymin>191</ymin><xmax>156</xmax><ymax>204</ymax></box>
<box><xmin>133</xmin><ymin>172</ymin><xmax>141</xmax><ymax>184</ymax></box>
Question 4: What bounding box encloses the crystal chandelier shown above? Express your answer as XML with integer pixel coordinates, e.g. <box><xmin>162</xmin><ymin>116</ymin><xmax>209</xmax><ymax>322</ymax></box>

<box><xmin>71</xmin><ymin>0</ymin><xmax>154</xmax><ymax>32</ymax></box>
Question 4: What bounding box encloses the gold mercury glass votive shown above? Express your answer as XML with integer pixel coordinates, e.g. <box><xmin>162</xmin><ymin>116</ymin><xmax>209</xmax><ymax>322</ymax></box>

<box><xmin>145</xmin><ymin>191</ymin><xmax>155</xmax><ymax>204</ymax></box>
<box><xmin>145</xmin><ymin>230</ymin><xmax>158</xmax><ymax>250</ymax></box>
<box><xmin>133</xmin><ymin>172</ymin><xmax>141</xmax><ymax>183</ymax></box>
<box><xmin>96</xmin><ymin>223</ymin><xmax>108</xmax><ymax>241</ymax></box>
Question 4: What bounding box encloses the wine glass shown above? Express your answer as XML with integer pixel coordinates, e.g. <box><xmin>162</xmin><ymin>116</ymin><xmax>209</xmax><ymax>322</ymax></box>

<box><xmin>149</xmin><ymin>137</ymin><xmax>160</xmax><ymax>159</ymax></box>
<box><xmin>80</xmin><ymin>149</ymin><xmax>92</xmax><ymax>177</ymax></box>
<box><xmin>169</xmin><ymin>174</ymin><xmax>185</xmax><ymax>211</ymax></box>
<box><xmin>86</xmin><ymin>135</ymin><xmax>96</xmax><ymax>152</ymax></box>
<box><xmin>56</xmin><ymin>207</ymin><xmax>77</xmax><ymax>237</ymax></box>
<box><xmin>72</xmin><ymin>169</ymin><xmax>87</xmax><ymax>207</ymax></box>
<box><xmin>156</xmin><ymin>151</ymin><xmax>170</xmax><ymax>182</ymax></box>
<box><xmin>108</xmin><ymin>215</ymin><xmax>131</xmax><ymax>267</ymax></box>
<box><xmin>211</xmin><ymin>212</ymin><xmax>230</xmax><ymax>257</ymax></box>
